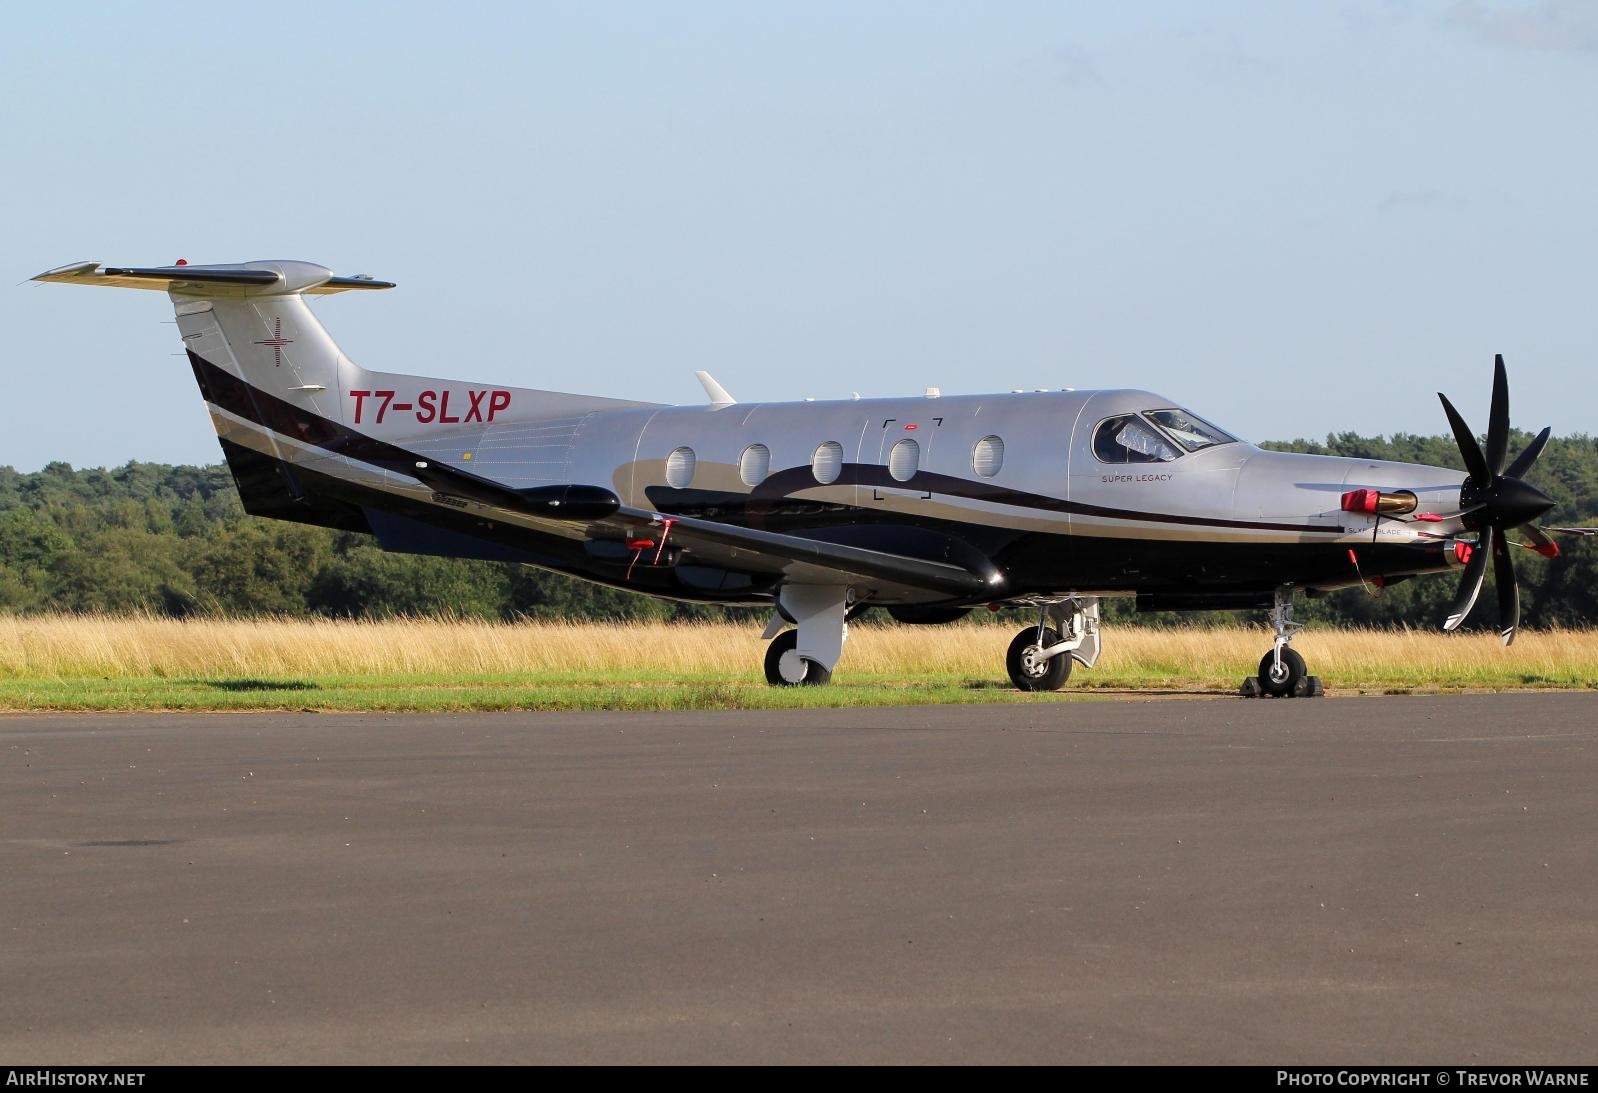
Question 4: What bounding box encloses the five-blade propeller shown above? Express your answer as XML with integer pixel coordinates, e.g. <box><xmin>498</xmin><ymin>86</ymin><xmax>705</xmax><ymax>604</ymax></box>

<box><xmin>1437</xmin><ymin>355</ymin><xmax>1556</xmax><ymax>645</ymax></box>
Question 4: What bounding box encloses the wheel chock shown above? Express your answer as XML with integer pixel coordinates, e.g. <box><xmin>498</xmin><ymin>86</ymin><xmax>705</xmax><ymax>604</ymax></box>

<box><xmin>1293</xmin><ymin>675</ymin><xmax>1325</xmax><ymax>698</ymax></box>
<box><xmin>1241</xmin><ymin>674</ymin><xmax>1324</xmax><ymax>698</ymax></box>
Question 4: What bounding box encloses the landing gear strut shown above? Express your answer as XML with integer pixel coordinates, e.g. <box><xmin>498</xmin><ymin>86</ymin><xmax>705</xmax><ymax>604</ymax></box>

<box><xmin>763</xmin><ymin>585</ymin><xmax>853</xmax><ymax>686</ymax></box>
<box><xmin>764</xmin><ymin>629</ymin><xmax>833</xmax><ymax>686</ymax></box>
<box><xmin>1242</xmin><ymin>587</ymin><xmax>1324</xmax><ymax>698</ymax></box>
<box><xmin>1006</xmin><ymin>598</ymin><xmax>1101</xmax><ymax>692</ymax></box>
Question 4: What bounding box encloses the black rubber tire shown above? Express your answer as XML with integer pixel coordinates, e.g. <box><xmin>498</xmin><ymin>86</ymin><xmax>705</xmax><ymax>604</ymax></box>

<box><xmin>1006</xmin><ymin>626</ymin><xmax>1073</xmax><ymax>692</ymax></box>
<box><xmin>1257</xmin><ymin>647</ymin><xmax>1307</xmax><ymax>698</ymax></box>
<box><xmin>763</xmin><ymin>629</ymin><xmax>834</xmax><ymax>686</ymax></box>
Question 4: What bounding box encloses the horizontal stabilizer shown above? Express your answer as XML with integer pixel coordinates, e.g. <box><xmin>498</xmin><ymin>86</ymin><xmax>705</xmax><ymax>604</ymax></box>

<box><xmin>107</xmin><ymin>266</ymin><xmax>281</xmax><ymax>287</ymax></box>
<box><xmin>33</xmin><ymin>260</ymin><xmax>394</xmax><ymax>296</ymax></box>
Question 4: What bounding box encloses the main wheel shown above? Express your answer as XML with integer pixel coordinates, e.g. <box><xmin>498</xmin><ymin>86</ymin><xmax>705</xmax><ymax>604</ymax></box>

<box><xmin>1257</xmin><ymin>647</ymin><xmax>1306</xmax><ymax>698</ymax></box>
<box><xmin>764</xmin><ymin>629</ymin><xmax>834</xmax><ymax>686</ymax></box>
<box><xmin>1007</xmin><ymin>626</ymin><xmax>1072</xmax><ymax>691</ymax></box>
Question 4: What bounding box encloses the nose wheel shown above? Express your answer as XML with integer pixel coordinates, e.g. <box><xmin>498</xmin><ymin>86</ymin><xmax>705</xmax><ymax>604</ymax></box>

<box><xmin>1256</xmin><ymin>646</ymin><xmax>1306</xmax><ymax>697</ymax></box>
<box><xmin>1242</xmin><ymin>588</ymin><xmax>1324</xmax><ymax>698</ymax></box>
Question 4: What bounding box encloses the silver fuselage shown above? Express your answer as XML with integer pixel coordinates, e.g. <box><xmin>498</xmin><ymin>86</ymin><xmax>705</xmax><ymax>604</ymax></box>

<box><xmin>36</xmin><ymin>259</ymin><xmax>1476</xmax><ymax>613</ymax></box>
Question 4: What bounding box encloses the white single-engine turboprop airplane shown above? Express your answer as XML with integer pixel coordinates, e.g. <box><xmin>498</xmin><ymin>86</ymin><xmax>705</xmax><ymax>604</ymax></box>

<box><xmin>35</xmin><ymin>259</ymin><xmax>1592</xmax><ymax>695</ymax></box>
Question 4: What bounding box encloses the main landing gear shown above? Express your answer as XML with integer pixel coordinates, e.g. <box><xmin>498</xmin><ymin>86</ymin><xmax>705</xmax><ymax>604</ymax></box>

<box><xmin>760</xmin><ymin>591</ymin><xmax>1106</xmax><ymax>691</ymax></box>
<box><xmin>1241</xmin><ymin>587</ymin><xmax>1324</xmax><ymax>698</ymax></box>
<box><xmin>1006</xmin><ymin>599</ymin><xmax>1101</xmax><ymax>692</ymax></box>
<box><xmin>764</xmin><ymin>629</ymin><xmax>833</xmax><ymax>685</ymax></box>
<box><xmin>763</xmin><ymin>585</ymin><xmax>855</xmax><ymax>686</ymax></box>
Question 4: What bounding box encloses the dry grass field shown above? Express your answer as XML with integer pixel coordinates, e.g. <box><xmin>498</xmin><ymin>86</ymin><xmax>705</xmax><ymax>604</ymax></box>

<box><xmin>0</xmin><ymin>614</ymin><xmax>1592</xmax><ymax>711</ymax></box>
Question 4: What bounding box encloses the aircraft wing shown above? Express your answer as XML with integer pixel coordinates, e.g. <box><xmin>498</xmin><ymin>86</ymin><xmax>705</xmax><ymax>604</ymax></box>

<box><xmin>408</xmin><ymin>459</ymin><xmax>1002</xmax><ymax>599</ymax></box>
<box><xmin>409</xmin><ymin>460</ymin><xmax>623</xmax><ymax>521</ymax></box>
<box><xmin>608</xmin><ymin>506</ymin><xmax>1004</xmax><ymax>599</ymax></box>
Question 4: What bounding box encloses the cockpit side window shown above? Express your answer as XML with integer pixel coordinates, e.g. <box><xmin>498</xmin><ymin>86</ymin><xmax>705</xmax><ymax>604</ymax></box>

<box><xmin>1144</xmin><ymin>408</ymin><xmax>1237</xmax><ymax>453</ymax></box>
<box><xmin>1093</xmin><ymin>415</ymin><xmax>1180</xmax><ymax>464</ymax></box>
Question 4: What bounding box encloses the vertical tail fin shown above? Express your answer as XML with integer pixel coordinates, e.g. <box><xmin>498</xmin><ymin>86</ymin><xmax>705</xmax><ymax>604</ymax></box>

<box><xmin>34</xmin><ymin>260</ymin><xmax>395</xmax><ymax>528</ymax></box>
<box><xmin>34</xmin><ymin>258</ymin><xmax>660</xmax><ymax>526</ymax></box>
<box><xmin>35</xmin><ymin>259</ymin><xmax>392</xmax><ymax>424</ymax></box>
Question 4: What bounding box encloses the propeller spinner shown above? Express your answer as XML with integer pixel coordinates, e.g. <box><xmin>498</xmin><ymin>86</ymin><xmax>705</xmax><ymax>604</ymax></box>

<box><xmin>1437</xmin><ymin>355</ymin><xmax>1556</xmax><ymax>644</ymax></box>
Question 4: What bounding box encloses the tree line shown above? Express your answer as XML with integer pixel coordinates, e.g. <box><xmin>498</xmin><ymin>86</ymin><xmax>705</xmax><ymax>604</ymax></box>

<box><xmin>1</xmin><ymin>430</ymin><xmax>1595</xmax><ymax>628</ymax></box>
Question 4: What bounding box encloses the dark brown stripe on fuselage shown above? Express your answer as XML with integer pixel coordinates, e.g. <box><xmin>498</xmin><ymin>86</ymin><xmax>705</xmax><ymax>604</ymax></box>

<box><xmin>195</xmin><ymin>349</ymin><xmax>1351</xmax><ymax>541</ymax></box>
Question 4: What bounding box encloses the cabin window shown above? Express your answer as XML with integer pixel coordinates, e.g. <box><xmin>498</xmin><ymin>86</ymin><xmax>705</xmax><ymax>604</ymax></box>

<box><xmin>812</xmin><ymin>441</ymin><xmax>844</xmax><ymax>485</ymax></box>
<box><xmin>739</xmin><ymin>443</ymin><xmax>771</xmax><ymax>487</ymax></box>
<box><xmin>972</xmin><ymin>435</ymin><xmax>1004</xmax><ymax>478</ymax></box>
<box><xmin>1093</xmin><ymin>416</ymin><xmax>1179</xmax><ymax>464</ymax></box>
<box><xmin>888</xmin><ymin>438</ymin><xmax>920</xmax><ymax>482</ymax></box>
<box><xmin>665</xmin><ymin>446</ymin><xmax>696</xmax><ymax>488</ymax></box>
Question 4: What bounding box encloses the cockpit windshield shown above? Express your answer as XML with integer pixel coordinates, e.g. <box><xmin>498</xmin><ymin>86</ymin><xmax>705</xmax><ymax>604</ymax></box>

<box><xmin>1093</xmin><ymin>415</ymin><xmax>1181</xmax><ymax>464</ymax></box>
<box><xmin>1143</xmin><ymin>408</ymin><xmax>1238</xmax><ymax>453</ymax></box>
<box><xmin>1092</xmin><ymin>408</ymin><xmax>1240</xmax><ymax>465</ymax></box>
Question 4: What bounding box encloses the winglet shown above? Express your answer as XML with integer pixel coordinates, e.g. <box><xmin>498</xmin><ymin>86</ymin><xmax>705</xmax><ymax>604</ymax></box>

<box><xmin>695</xmin><ymin>371</ymin><xmax>736</xmax><ymax>407</ymax></box>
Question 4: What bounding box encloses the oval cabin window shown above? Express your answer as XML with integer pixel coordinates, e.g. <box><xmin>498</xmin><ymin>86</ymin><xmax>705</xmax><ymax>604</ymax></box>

<box><xmin>972</xmin><ymin>435</ymin><xmax>1004</xmax><ymax>478</ymax></box>
<box><xmin>739</xmin><ymin>443</ymin><xmax>770</xmax><ymax>487</ymax></box>
<box><xmin>812</xmin><ymin>441</ymin><xmax>844</xmax><ymax>485</ymax></box>
<box><xmin>665</xmin><ymin>446</ymin><xmax>696</xmax><ymax>488</ymax></box>
<box><xmin>888</xmin><ymin>438</ymin><xmax>920</xmax><ymax>482</ymax></box>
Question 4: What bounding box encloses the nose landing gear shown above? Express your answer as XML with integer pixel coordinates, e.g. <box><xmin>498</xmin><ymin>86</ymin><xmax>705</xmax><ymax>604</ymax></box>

<box><xmin>1242</xmin><ymin>587</ymin><xmax>1324</xmax><ymax>698</ymax></box>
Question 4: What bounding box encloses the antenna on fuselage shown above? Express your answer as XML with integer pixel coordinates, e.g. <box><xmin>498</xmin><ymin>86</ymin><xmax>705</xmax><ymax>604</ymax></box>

<box><xmin>695</xmin><ymin>371</ymin><xmax>736</xmax><ymax>407</ymax></box>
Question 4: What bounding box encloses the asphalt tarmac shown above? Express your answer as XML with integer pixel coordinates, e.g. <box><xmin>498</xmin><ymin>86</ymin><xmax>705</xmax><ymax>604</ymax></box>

<box><xmin>3</xmin><ymin>694</ymin><xmax>1596</xmax><ymax>1065</ymax></box>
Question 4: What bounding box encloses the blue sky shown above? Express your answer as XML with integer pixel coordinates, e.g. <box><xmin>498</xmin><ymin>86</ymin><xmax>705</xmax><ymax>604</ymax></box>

<box><xmin>3</xmin><ymin>2</ymin><xmax>1594</xmax><ymax>470</ymax></box>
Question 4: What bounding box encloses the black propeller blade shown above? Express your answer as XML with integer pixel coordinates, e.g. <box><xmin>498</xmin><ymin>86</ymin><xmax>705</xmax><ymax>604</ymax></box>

<box><xmin>1438</xmin><ymin>392</ymin><xmax>1490</xmax><ymax>485</ymax></box>
<box><xmin>1519</xmin><ymin>522</ymin><xmax>1598</xmax><ymax>560</ymax></box>
<box><xmin>1522</xmin><ymin>523</ymin><xmax>1560</xmax><ymax>557</ymax></box>
<box><xmin>1443</xmin><ymin>525</ymin><xmax>1492</xmax><ymax>633</ymax></box>
<box><xmin>1491</xmin><ymin>529</ymin><xmax>1519</xmax><ymax>646</ymax></box>
<box><xmin>1505</xmin><ymin>425</ymin><xmax>1551</xmax><ymax>481</ymax></box>
<box><xmin>1485</xmin><ymin>353</ymin><xmax>1510</xmax><ymax>476</ymax></box>
<box><xmin>1436</xmin><ymin>356</ymin><xmax>1555</xmax><ymax>644</ymax></box>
